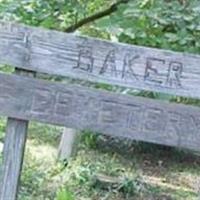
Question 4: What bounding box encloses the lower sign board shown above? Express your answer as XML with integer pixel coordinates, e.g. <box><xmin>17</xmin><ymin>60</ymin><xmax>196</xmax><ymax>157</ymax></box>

<box><xmin>0</xmin><ymin>73</ymin><xmax>200</xmax><ymax>151</ymax></box>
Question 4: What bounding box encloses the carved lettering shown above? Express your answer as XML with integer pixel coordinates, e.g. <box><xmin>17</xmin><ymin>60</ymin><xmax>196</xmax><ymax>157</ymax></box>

<box><xmin>143</xmin><ymin>108</ymin><xmax>165</xmax><ymax>132</ymax></box>
<box><xmin>99</xmin><ymin>101</ymin><xmax>119</xmax><ymax>124</ymax></box>
<box><xmin>127</xmin><ymin>105</ymin><xmax>143</xmax><ymax>131</ymax></box>
<box><xmin>122</xmin><ymin>53</ymin><xmax>139</xmax><ymax>80</ymax></box>
<box><xmin>144</xmin><ymin>57</ymin><xmax>165</xmax><ymax>85</ymax></box>
<box><xmin>188</xmin><ymin>115</ymin><xmax>200</xmax><ymax>143</ymax></box>
<box><xmin>54</xmin><ymin>91</ymin><xmax>73</xmax><ymax>117</ymax></box>
<box><xmin>74</xmin><ymin>45</ymin><xmax>94</xmax><ymax>72</ymax></box>
<box><xmin>182</xmin><ymin>114</ymin><xmax>200</xmax><ymax>136</ymax></box>
<box><xmin>166</xmin><ymin>61</ymin><xmax>183</xmax><ymax>88</ymax></box>
<box><xmin>190</xmin><ymin>115</ymin><xmax>200</xmax><ymax>130</ymax></box>
<box><xmin>83</xmin><ymin>97</ymin><xmax>100</xmax><ymax>123</ymax></box>
<box><xmin>31</xmin><ymin>89</ymin><xmax>54</xmax><ymax>114</ymax></box>
<box><xmin>99</xmin><ymin>50</ymin><xmax>117</xmax><ymax>77</ymax></box>
<box><xmin>165</xmin><ymin>111</ymin><xmax>182</xmax><ymax>136</ymax></box>
<box><xmin>73</xmin><ymin>94</ymin><xmax>98</xmax><ymax>124</ymax></box>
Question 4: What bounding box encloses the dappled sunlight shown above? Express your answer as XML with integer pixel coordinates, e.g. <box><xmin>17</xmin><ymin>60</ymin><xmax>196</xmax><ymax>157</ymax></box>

<box><xmin>143</xmin><ymin>175</ymin><xmax>195</xmax><ymax>193</ymax></box>
<box><xmin>165</xmin><ymin>172</ymin><xmax>200</xmax><ymax>193</ymax></box>
<box><xmin>48</xmin><ymin>146</ymin><xmax>200</xmax><ymax>199</ymax></box>
<box><xmin>1</xmin><ymin>0</ymin><xmax>200</xmax><ymax>199</ymax></box>
<box><xmin>25</xmin><ymin>140</ymin><xmax>57</xmax><ymax>165</ymax></box>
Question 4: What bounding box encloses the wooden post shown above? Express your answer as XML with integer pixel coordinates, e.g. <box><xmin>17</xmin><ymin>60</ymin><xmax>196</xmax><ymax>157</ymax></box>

<box><xmin>0</xmin><ymin>118</ymin><xmax>28</xmax><ymax>200</ymax></box>
<box><xmin>0</xmin><ymin>69</ymin><xmax>35</xmax><ymax>200</ymax></box>
<box><xmin>58</xmin><ymin>128</ymin><xmax>79</xmax><ymax>161</ymax></box>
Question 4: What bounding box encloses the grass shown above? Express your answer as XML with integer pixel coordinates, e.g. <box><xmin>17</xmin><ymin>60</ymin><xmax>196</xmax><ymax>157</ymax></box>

<box><xmin>0</xmin><ymin>118</ymin><xmax>200</xmax><ymax>200</ymax></box>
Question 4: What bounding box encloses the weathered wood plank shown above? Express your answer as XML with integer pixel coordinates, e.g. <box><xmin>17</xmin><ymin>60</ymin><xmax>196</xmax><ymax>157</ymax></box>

<box><xmin>1</xmin><ymin>21</ymin><xmax>200</xmax><ymax>99</ymax></box>
<box><xmin>0</xmin><ymin>118</ymin><xmax>28</xmax><ymax>200</ymax></box>
<box><xmin>58</xmin><ymin>128</ymin><xmax>79</xmax><ymax>161</ymax></box>
<box><xmin>0</xmin><ymin>69</ymin><xmax>34</xmax><ymax>200</ymax></box>
<box><xmin>0</xmin><ymin>73</ymin><xmax>200</xmax><ymax>151</ymax></box>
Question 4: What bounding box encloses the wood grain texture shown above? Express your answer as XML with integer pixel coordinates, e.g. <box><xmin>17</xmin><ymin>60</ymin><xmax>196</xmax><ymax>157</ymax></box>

<box><xmin>0</xmin><ymin>73</ymin><xmax>200</xmax><ymax>151</ymax></box>
<box><xmin>0</xmin><ymin>70</ymin><xmax>33</xmax><ymax>200</ymax></box>
<box><xmin>1</xmin><ymin>21</ymin><xmax>200</xmax><ymax>99</ymax></box>
<box><xmin>58</xmin><ymin>128</ymin><xmax>79</xmax><ymax>161</ymax></box>
<box><xmin>0</xmin><ymin>118</ymin><xmax>28</xmax><ymax>200</ymax></box>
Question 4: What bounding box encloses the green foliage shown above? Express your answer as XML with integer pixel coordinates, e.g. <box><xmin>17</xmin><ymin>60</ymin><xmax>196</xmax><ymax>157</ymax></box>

<box><xmin>98</xmin><ymin>0</ymin><xmax>200</xmax><ymax>54</ymax></box>
<box><xmin>96</xmin><ymin>0</ymin><xmax>200</xmax><ymax>102</ymax></box>
<box><xmin>20</xmin><ymin>152</ymin><xmax>46</xmax><ymax>197</ymax></box>
<box><xmin>118</xmin><ymin>176</ymin><xmax>145</xmax><ymax>197</ymax></box>
<box><xmin>0</xmin><ymin>118</ymin><xmax>199</xmax><ymax>199</ymax></box>
<box><xmin>0</xmin><ymin>65</ymin><xmax>14</xmax><ymax>74</ymax></box>
<box><xmin>28</xmin><ymin>122</ymin><xmax>61</xmax><ymax>146</ymax></box>
<box><xmin>56</xmin><ymin>188</ymin><xmax>74</xmax><ymax>200</ymax></box>
<box><xmin>1</xmin><ymin>1</ymin><xmax>200</xmax><ymax>199</ymax></box>
<box><xmin>0</xmin><ymin>0</ymin><xmax>109</xmax><ymax>31</ymax></box>
<box><xmin>81</xmin><ymin>130</ymin><xmax>98</xmax><ymax>149</ymax></box>
<box><xmin>0</xmin><ymin>117</ymin><xmax>6</xmax><ymax>141</ymax></box>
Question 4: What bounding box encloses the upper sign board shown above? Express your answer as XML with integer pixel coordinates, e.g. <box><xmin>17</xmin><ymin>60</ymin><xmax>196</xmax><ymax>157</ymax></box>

<box><xmin>0</xmin><ymin>21</ymin><xmax>200</xmax><ymax>98</ymax></box>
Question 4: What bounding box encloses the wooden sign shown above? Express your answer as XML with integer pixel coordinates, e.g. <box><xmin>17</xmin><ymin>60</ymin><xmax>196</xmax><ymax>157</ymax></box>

<box><xmin>2</xmin><ymin>21</ymin><xmax>200</xmax><ymax>200</ymax></box>
<box><xmin>0</xmin><ymin>21</ymin><xmax>200</xmax><ymax>98</ymax></box>
<box><xmin>0</xmin><ymin>73</ymin><xmax>200</xmax><ymax>151</ymax></box>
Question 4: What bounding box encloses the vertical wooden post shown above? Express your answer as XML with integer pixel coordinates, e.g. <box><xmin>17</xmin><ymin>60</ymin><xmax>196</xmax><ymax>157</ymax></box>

<box><xmin>58</xmin><ymin>128</ymin><xmax>79</xmax><ymax>161</ymax></box>
<box><xmin>0</xmin><ymin>69</ymin><xmax>35</xmax><ymax>200</ymax></box>
<box><xmin>0</xmin><ymin>118</ymin><xmax>28</xmax><ymax>200</ymax></box>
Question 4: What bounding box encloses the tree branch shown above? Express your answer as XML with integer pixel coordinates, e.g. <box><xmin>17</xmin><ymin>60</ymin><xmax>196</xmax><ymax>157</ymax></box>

<box><xmin>64</xmin><ymin>0</ymin><xmax>130</xmax><ymax>32</ymax></box>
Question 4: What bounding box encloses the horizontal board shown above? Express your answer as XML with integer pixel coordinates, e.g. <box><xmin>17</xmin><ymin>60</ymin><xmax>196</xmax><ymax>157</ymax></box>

<box><xmin>1</xmin><ymin>21</ymin><xmax>200</xmax><ymax>99</ymax></box>
<box><xmin>0</xmin><ymin>73</ymin><xmax>200</xmax><ymax>151</ymax></box>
